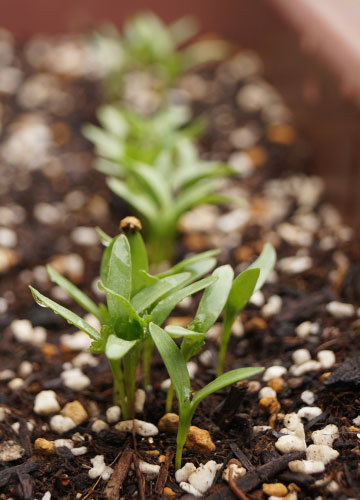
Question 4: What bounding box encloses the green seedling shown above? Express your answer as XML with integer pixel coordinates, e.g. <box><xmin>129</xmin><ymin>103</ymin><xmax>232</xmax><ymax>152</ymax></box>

<box><xmin>84</xmin><ymin>108</ymin><xmax>234</xmax><ymax>265</ymax></box>
<box><xmin>150</xmin><ymin>322</ymin><xmax>263</xmax><ymax>469</ymax></box>
<box><xmin>162</xmin><ymin>243</ymin><xmax>276</xmax><ymax>411</ymax></box>
<box><xmin>92</xmin><ymin>11</ymin><xmax>229</xmax><ymax>97</ymax></box>
<box><xmin>30</xmin><ymin>219</ymin><xmax>220</xmax><ymax>419</ymax></box>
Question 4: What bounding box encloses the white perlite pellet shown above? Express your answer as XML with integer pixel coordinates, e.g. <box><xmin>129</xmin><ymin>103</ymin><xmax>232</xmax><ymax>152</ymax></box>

<box><xmin>222</xmin><ymin>463</ymin><xmax>246</xmax><ymax>482</ymax></box>
<box><xmin>306</xmin><ymin>444</ymin><xmax>339</xmax><ymax>464</ymax></box>
<box><xmin>311</xmin><ymin>425</ymin><xmax>339</xmax><ymax>447</ymax></box>
<box><xmin>187</xmin><ymin>461</ymin><xmax>221</xmax><ymax>495</ymax></box>
<box><xmin>326</xmin><ymin>301</ymin><xmax>355</xmax><ymax>318</ymax></box>
<box><xmin>176</xmin><ymin>462</ymin><xmax>197</xmax><ymax>483</ymax></box>
<box><xmin>261</xmin><ymin>295</ymin><xmax>282</xmax><ymax>318</ymax></box>
<box><xmin>41</xmin><ymin>492</ymin><xmax>51</xmax><ymax>500</ymax></box>
<box><xmin>71</xmin><ymin>446</ymin><xmax>88</xmax><ymax>456</ymax></box>
<box><xmin>317</xmin><ymin>350</ymin><xmax>336</xmax><ymax>369</ymax></box>
<box><xmin>71</xmin><ymin>226</ymin><xmax>99</xmax><ymax>246</ymax></box>
<box><xmin>0</xmin><ymin>227</ymin><xmax>17</xmax><ymax>247</ymax></box>
<box><xmin>136</xmin><ymin>460</ymin><xmax>160</xmax><ymax>477</ymax></box>
<box><xmin>50</xmin><ymin>415</ymin><xmax>76</xmax><ymax>434</ymax></box>
<box><xmin>250</xmin><ymin>290</ymin><xmax>265</xmax><ymax>307</ymax></box>
<box><xmin>352</xmin><ymin>416</ymin><xmax>360</xmax><ymax>426</ymax></box>
<box><xmin>134</xmin><ymin>389</ymin><xmax>146</xmax><ymax>413</ymax></box>
<box><xmin>278</xmin><ymin>255</ymin><xmax>312</xmax><ymax>274</ymax></box>
<box><xmin>61</xmin><ymin>368</ymin><xmax>90</xmax><ymax>391</ymax></box>
<box><xmin>18</xmin><ymin>361</ymin><xmax>33</xmax><ymax>378</ymax></box>
<box><xmin>290</xmin><ymin>360</ymin><xmax>321</xmax><ymax>376</ymax></box>
<box><xmin>275</xmin><ymin>435</ymin><xmax>306</xmax><ymax>454</ymax></box>
<box><xmin>298</xmin><ymin>407</ymin><xmax>322</xmax><ymax>420</ymax></box>
<box><xmin>11</xmin><ymin>319</ymin><xmax>46</xmax><ymax>345</ymax></box>
<box><xmin>88</xmin><ymin>455</ymin><xmax>113</xmax><ymax>480</ymax></box>
<box><xmin>54</xmin><ymin>439</ymin><xmax>74</xmax><ymax>449</ymax></box>
<box><xmin>106</xmin><ymin>406</ymin><xmax>121</xmax><ymax>424</ymax></box>
<box><xmin>60</xmin><ymin>331</ymin><xmax>92</xmax><ymax>351</ymax></box>
<box><xmin>187</xmin><ymin>361</ymin><xmax>198</xmax><ymax>379</ymax></box>
<box><xmin>283</xmin><ymin>413</ymin><xmax>301</xmax><ymax>432</ymax></box>
<box><xmin>91</xmin><ymin>420</ymin><xmax>109</xmax><ymax>433</ymax></box>
<box><xmin>114</xmin><ymin>419</ymin><xmax>158</xmax><ymax>437</ymax></box>
<box><xmin>71</xmin><ymin>352</ymin><xmax>98</xmax><ymax>368</ymax></box>
<box><xmin>292</xmin><ymin>349</ymin><xmax>311</xmax><ymax>366</ymax></box>
<box><xmin>289</xmin><ymin>460</ymin><xmax>325</xmax><ymax>474</ymax></box>
<box><xmin>263</xmin><ymin>366</ymin><xmax>287</xmax><ymax>382</ymax></box>
<box><xmin>259</xmin><ymin>387</ymin><xmax>277</xmax><ymax>399</ymax></box>
<box><xmin>34</xmin><ymin>390</ymin><xmax>60</xmax><ymax>415</ymax></box>
<box><xmin>8</xmin><ymin>378</ymin><xmax>24</xmax><ymax>391</ymax></box>
<box><xmin>301</xmin><ymin>390</ymin><xmax>315</xmax><ymax>405</ymax></box>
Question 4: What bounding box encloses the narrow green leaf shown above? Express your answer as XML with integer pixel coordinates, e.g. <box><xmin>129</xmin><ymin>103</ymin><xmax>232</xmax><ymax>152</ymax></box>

<box><xmin>192</xmin><ymin>367</ymin><xmax>264</xmax><ymax>409</ymax></box>
<box><xmin>247</xmin><ymin>243</ymin><xmax>276</xmax><ymax>292</ymax></box>
<box><xmin>224</xmin><ymin>268</ymin><xmax>260</xmax><ymax>321</ymax></box>
<box><xmin>131</xmin><ymin>163</ymin><xmax>171</xmax><ymax>209</ymax></box>
<box><xmin>151</xmin><ymin>275</ymin><xmax>217</xmax><ymax>325</ymax></box>
<box><xmin>149</xmin><ymin>323</ymin><xmax>191</xmax><ymax>408</ymax></box>
<box><xmin>132</xmin><ymin>272</ymin><xmax>191</xmax><ymax>313</ymax></box>
<box><xmin>29</xmin><ymin>286</ymin><xmax>100</xmax><ymax>340</ymax></box>
<box><xmin>107</xmin><ymin>177</ymin><xmax>159</xmax><ymax>222</ymax></box>
<box><xmin>47</xmin><ymin>265</ymin><xmax>101</xmax><ymax>321</ymax></box>
<box><xmin>188</xmin><ymin>265</ymin><xmax>234</xmax><ymax>333</ymax></box>
<box><xmin>174</xmin><ymin>179</ymin><xmax>219</xmax><ymax>218</ymax></box>
<box><xmin>126</xmin><ymin>231</ymin><xmax>149</xmax><ymax>296</ymax></box>
<box><xmin>105</xmin><ymin>334</ymin><xmax>138</xmax><ymax>361</ymax></box>
<box><xmin>182</xmin><ymin>258</ymin><xmax>217</xmax><ymax>286</ymax></box>
<box><xmin>82</xmin><ymin>124</ymin><xmax>123</xmax><ymax>159</ymax></box>
<box><xmin>98</xmin><ymin>282</ymin><xmax>145</xmax><ymax>327</ymax></box>
<box><xmin>96</xmin><ymin>227</ymin><xmax>112</xmax><ymax>245</ymax></box>
<box><xmin>97</xmin><ymin>105</ymin><xmax>128</xmax><ymax>136</ymax></box>
<box><xmin>100</xmin><ymin>236</ymin><xmax>116</xmax><ymax>284</ymax></box>
<box><xmin>158</xmin><ymin>249</ymin><xmax>219</xmax><ymax>278</ymax></box>
<box><xmin>165</xmin><ymin>325</ymin><xmax>204</xmax><ymax>339</ymax></box>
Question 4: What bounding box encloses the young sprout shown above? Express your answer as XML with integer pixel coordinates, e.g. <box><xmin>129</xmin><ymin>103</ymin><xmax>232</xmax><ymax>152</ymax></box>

<box><xmin>91</xmin><ymin>11</ymin><xmax>229</xmax><ymax>97</ymax></box>
<box><xmin>84</xmin><ymin>106</ymin><xmax>234</xmax><ymax>265</ymax></box>
<box><xmin>149</xmin><ymin>322</ymin><xmax>263</xmax><ymax>470</ymax></box>
<box><xmin>30</xmin><ymin>217</ymin><xmax>220</xmax><ymax>419</ymax></box>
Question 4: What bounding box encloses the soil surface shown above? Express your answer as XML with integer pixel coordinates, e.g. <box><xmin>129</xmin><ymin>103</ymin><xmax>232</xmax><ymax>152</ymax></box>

<box><xmin>0</xmin><ymin>32</ymin><xmax>359</xmax><ymax>499</ymax></box>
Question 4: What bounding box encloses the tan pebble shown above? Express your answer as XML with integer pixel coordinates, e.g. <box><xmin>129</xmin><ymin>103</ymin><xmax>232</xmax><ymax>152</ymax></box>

<box><xmin>158</xmin><ymin>413</ymin><xmax>179</xmax><ymax>433</ymax></box>
<box><xmin>349</xmin><ymin>426</ymin><xmax>360</xmax><ymax>432</ymax></box>
<box><xmin>186</xmin><ymin>426</ymin><xmax>216</xmax><ymax>453</ymax></box>
<box><xmin>0</xmin><ymin>247</ymin><xmax>18</xmax><ymax>273</ymax></box>
<box><xmin>245</xmin><ymin>145</ymin><xmax>267</xmax><ymax>168</ymax></box>
<box><xmin>266</xmin><ymin>123</ymin><xmax>296</xmax><ymax>145</ymax></box>
<box><xmin>61</xmin><ymin>401</ymin><xmax>88</xmax><ymax>426</ymax></box>
<box><xmin>145</xmin><ymin>450</ymin><xmax>160</xmax><ymax>456</ymax></box>
<box><xmin>183</xmin><ymin>233</ymin><xmax>208</xmax><ymax>251</ymax></box>
<box><xmin>40</xmin><ymin>343</ymin><xmax>58</xmax><ymax>357</ymax></box>
<box><xmin>259</xmin><ymin>396</ymin><xmax>280</xmax><ymax>414</ymax></box>
<box><xmin>262</xmin><ymin>482</ymin><xmax>288</xmax><ymax>496</ymax></box>
<box><xmin>233</xmin><ymin>245</ymin><xmax>254</xmax><ymax>262</ymax></box>
<box><xmin>34</xmin><ymin>438</ymin><xmax>55</xmax><ymax>455</ymax></box>
<box><xmin>320</xmin><ymin>372</ymin><xmax>331</xmax><ymax>382</ymax></box>
<box><xmin>288</xmin><ymin>482</ymin><xmax>300</xmax><ymax>492</ymax></box>
<box><xmin>165</xmin><ymin>317</ymin><xmax>193</xmax><ymax>328</ymax></box>
<box><xmin>163</xmin><ymin>487</ymin><xmax>177</xmax><ymax>497</ymax></box>
<box><xmin>158</xmin><ymin>454</ymin><xmax>166</xmax><ymax>463</ymax></box>
<box><xmin>268</xmin><ymin>377</ymin><xmax>285</xmax><ymax>393</ymax></box>
<box><xmin>245</xmin><ymin>317</ymin><xmax>267</xmax><ymax>331</ymax></box>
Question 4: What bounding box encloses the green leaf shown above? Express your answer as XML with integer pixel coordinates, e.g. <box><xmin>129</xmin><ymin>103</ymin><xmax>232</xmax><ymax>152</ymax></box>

<box><xmin>105</xmin><ymin>334</ymin><xmax>138</xmax><ymax>361</ymax></box>
<box><xmin>126</xmin><ymin>231</ymin><xmax>149</xmax><ymax>296</ymax></box>
<box><xmin>107</xmin><ymin>177</ymin><xmax>158</xmax><ymax>222</ymax></box>
<box><xmin>29</xmin><ymin>286</ymin><xmax>100</xmax><ymax>340</ymax></box>
<box><xmin>96</xmin><ymin>227</ymin><xmax>112</xmax><ymax>245</ymax></box>
<box><xmin>100</xmin><ymin>236</ymin><xmax>116</xmax><ymax>284</ymax></box>
<box><xmin>182</xmin><ymin>258</ymin><xmax>217</xmax><ymax>286</ymax></box>
<box><xmin>131</xmin><ymin>272</ymin><xmax>191</xmax><ymax>313</ymax></box>
<box><xmin>82</xmin><ymin>124</ymin><xmax>123</xmax><ymax>159</ymax></box>
<box><xmin>47</xmin><ymin>265</ymin><xmax>101</xmax><ymax>321</ymax></box>
<box><xmin>151</xmin><ymin>275</ymin><xmax>217</xmax><ymax>325</ymax></box>
<box><xmin>158</xmin><ymin>249</ymin><xmax>219</xmax><ymax>278</ymax></box>
<box><xmin>174</xmin><ymin>179</ymin><xmax>219</xmax><ymax>218</ymax></box>
<box><xmin>165</xmin><ymin>325</ymin><xmax>204</xmax><ymax>339</ymax></box>
<box><xmin>131</xmin><ymin>163</ymin><xmax>171</xmax><ymax>209</ymax></box>
<box><xmin>188</xmin><ymin>265</ymin><xmax>234</xmax><ymax>333</ymax></box>
<box><xmin>247</xmin><ymin>243</ymin><xmax>276</xmax><ymax>292</ymax></box>
<box><xmin>191</xmin><ymin>367</ymin><xmax>264</xmax><ymax>409</ymax></box>
<box><xmin>97</xmin><ymin>105</ymin><xmax>128</xmax><ymax>136</ymax></box>
<box><xmin>98</xmin><ymin>281</ymin><xmax>145</xmax><ymax>327</ymax></box>
<box><xmin>224</xmin><ymin>268</ymin><xmax>260</xmax><ymax>321</ymax></box>
<box><xmin>149</xmin><ymin>323</ymin><xmax>191</xmax><ymax>408</ymax></box>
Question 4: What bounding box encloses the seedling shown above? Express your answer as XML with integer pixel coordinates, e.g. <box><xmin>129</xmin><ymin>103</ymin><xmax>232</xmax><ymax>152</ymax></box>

<box><xmin>92</xmin><ymin>11</ymin><xmax>229</xmax><ymax>97</ymax></box>
<box><xmin>30</xmin><ymin>219</ymin><xmax>220</xmax><ymax>419</ymax></box>
<box><xmin>84</xmin><ymin>107</ymin><xmax>234</xmax><ymax>265</ymax></box>
<box><xmin>163</xmin><ymin>243</ymin><xmax>276</xmax><ymax>410</ymax></box>
<box><xmin>150</xmin><ymin>322</ymin><xmax>263</xmax><ymax>469</ymax></box>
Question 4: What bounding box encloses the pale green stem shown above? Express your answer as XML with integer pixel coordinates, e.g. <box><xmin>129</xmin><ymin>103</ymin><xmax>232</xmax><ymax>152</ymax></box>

<box><xmin>142</xmin><ymin>336</ymin><xmax>155</xmax><ymax>387</ymax></box>
<box><xmin>109</xmin><ymin>359</ymin><xmax>129</xmax><ymax>419</ymax></box>
<box><xmin>175</xmin><ymin>411</ymin><xmax>192</xmax><ymax>470</ymax></box>
<box><xmin>217</xmin><ymin>323</ymin><xmax>232</xmax><ymax>377</ymax></box>
<box><xmin>123</xmin><ymin>344</ymin><xmax>141</xmax><ymax>418</ymax></box>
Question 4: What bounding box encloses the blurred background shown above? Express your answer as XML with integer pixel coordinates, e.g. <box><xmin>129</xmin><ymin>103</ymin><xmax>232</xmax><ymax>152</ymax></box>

<box><xmin>1</xmin><ymin>0</ymin><xmax>360</xmax><ymax>230</ymax></box>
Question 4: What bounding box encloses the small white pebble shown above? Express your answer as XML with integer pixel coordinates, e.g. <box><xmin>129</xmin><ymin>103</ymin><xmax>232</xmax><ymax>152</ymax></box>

<box><xmin>50</xmin><ymin>415</ymin><xmax>76</xmax><ymax>434</ymax></box>
<box><xmin>8</xmin><ymin>378</ymin><xmax>24</xmax><ymax>391</ymax></box>
<box><xmin>89</xmin><ymin>455</ymin><xmax>106</xmax><ymax>479</ymax></box>
<box><xmin>114</xmin><ymin>419</ymin><xmax>158</xmax><ymax>437</ymax></box>
<box><xmin>250</xmin><ymin>290</ymin><xmax>265</xmax><ymax>307</ymax></box>
<box><xmin>275</xmin><ymin>435</ymin><xmax>306</xmax><ymax>454</ymax></box>
<box><xmin>278</xmin><ymin>255</ymin><xmax>312</xmax><ymax>274</ymax></box>
<box><xmin>301</xmin><ymin>390</ymin><xmax>315</xmax><ymax>405</ymax></box>
<box><xmin>352</xmin><ymin>415</ymin><xmax>360</xmax><ymax>426</ymax></box>
<box><xmin>289</xmin><ymin>459</ymin><xmax>325</xmax><ymax>474</ymax></box>
<box><xmin>231</xmin><ymin>318</ymin><xmax>245</xmax><ymax>338</ymax></box>
<box><xmin>180</xmin><ymin>482</ymin><xmax>202</xmax><ymax>497</ymax></box>
<box><xmin>71</xmin><ymin>226</ymin><xmax>98</xmax><ymax>246</ymax></box>
<box><xmin>253</xmin><ymin>425</ymin><xmax>272</xmax><ymax>435</ymax></box>
<box><xmin>298</xmin><ymin>407</ymin><xmax>323</xmax><ymax>420</ymax></box>
<box><xmin>34</xmin><ymin>390</ymin><xmax>60</xmax><ymax>415</ymax></box>
<box><xmin>0</xmin><ymin>369</ymin><xmax>15</xmax><ymax>381</ymax></box>
<box><xmin>295</xmin><ymin>321</ymin><xmax>312</xmax><ymax>338</ymax></box>
<box><xmin>311</xmin><ymin>424</ymin><xmax>339</xmax><ymax>446</ymax></box>
<box><xmin>175</xmin><ymin>462</ymin><xmax>197</xmax><ymax>483</ymax></box>
<box><xmin>326</xmin><ymin>301</ymin><xmax>355</xmax><ymax>318</ymax></box>
<box><xmin>317</xmin><ymin>350</ymin><xmax>336</xmax><ymax>370</ymax></box>
<box><xmin>290</xmin><ymin>360</ymin><xmax>321</xmax><ymax>376</ymax></box>
<box><xmin>292</xmin><ymin>349</ymin><xmax>311</xmax><ymax>366</ymax></box>
<box><xmin>199</xmin><ymin>350</ymin><xmax>214</xmax><ymax>367</ymax></box>
<box><xmin>11</xmin><ymin>421</ymin><xmax>34</xmax><ymax>434</ymax></box>
<box><xmin>261</xmin><ymin>295</ymin><xmax>282</xmax><ymax>318</ymax></box>
<box><xmin>54</xmin><ymin>439</ymin><xmax>74</xmax><ymax>449</ymax></box>
<box><xmin>0</xmin><ymin>408</ymin><xmax>9</xmax><ymax>422</ymax></box>
<box><xmin>187</xmin><ymin>361</ymin><xmax>198</xmax><ymax>379</ymax></box>
<box><xmin>91</xmin><ymin>420</ymin><xmax>109</xmax><ymax>433</ymax></box>
<box><xmin>71</xmin><ymin>352</ymin><xmax>98</xmax><ymax>368</ymax></box>
<box><xmin>18</xmin><ymin>361</ymin><xmax>33</xmax><ymax>378</ymax></box>
<box><xmin>137</xmin><ymin>460</ymin><xmax>160</xmax><ymax>477</ymax></box>
<box><xmin>134</xmin><ymin>389</ymin><xmax>146</xmax><ymax>413</ymax></box>
<box><xmin>306</xmin><ymin>444</ymin><xmax>339</xmax><ymax>464</ymax></box>
<box><xmin>61</xmin><ymin>368</ymin><xmax>90</xmax><ymax>391</ymax></box>
<box><xmin>0</xmin><ymin>228</ymin><xmax>17</xmax><ymax>247</ymax></box>
<box><xmin>160</xmin><ymin>378</ymin><xmax>171</xmax><ymax>390</ymax></box>
<box><xmin>327</xmin><ymin>480</ymin><xmax>340</xmax><ymax>493</ymax></box>
<box><xmin>11</xmin><ymin>319</ymin><xmax>46</xmax><ymax>345</ymax></box>
<box><xmin>106</xmin><ymin>406</ymin><xmax>121</xmax><ymax>424</ymax></box>
<box><xmin>71</xmin><ymin>446</ymin><xmax>88</xmax><ymax>456</ymax></box>
<box><xmin>259</xmin><ymin>387</ymin><xmax>277</xmax><ymax>399</ymax></box>
<box><xmin>41</xmin><ymin>492</ymin><xmax>51</xmax><ymax>500</ymax></box>
<box><xmin>188</xmin><ymin>460</ymin><xmax>221</xmax><ymax>495</ymax></box>
<box><xmin>283</xmin><ymin>413</ymin><xmax>301</xmax><ymax>432</ymax></box>
<box><xmin>222</xmin><ymin>463</ymin><xmax>246</xmax><ymax>482</ymax></box>
<box><xmin>263</xmin><ymin>365</ymin><xmax>287</xmax><ymax>382</ymax></box>
<box><xmin>60</xmin><ymin>331</ymin><xmax>92</xmax><ymax>351</ymax></box>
